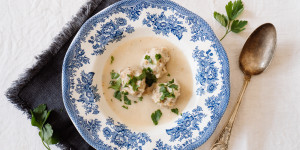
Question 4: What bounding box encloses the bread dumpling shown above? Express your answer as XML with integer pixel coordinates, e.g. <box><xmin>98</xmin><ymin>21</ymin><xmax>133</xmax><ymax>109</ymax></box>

<box><xmin>141</xmin><ymin>48</ymin><xmax>170</xmax><ymax>78</ymax></box>
<box><xmin>120</xmin><ymin>67</ymin><xmax>146</xmax><ymax>96</ymax></box>
<box><xmin>152</xmin><ymin>79</ymin><xmax>180</xmax><ymax>107</ymax></box>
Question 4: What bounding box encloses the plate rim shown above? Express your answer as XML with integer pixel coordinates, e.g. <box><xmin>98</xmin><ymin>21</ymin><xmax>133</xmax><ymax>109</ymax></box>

<box><xmin>62</xmin><ymin>0</ymin><xmax>230</xmax><ymax>149</ymax></box>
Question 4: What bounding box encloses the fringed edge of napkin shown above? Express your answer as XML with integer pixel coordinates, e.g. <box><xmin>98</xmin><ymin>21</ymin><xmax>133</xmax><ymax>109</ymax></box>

<box><xmin>5</xmin><ymin>0</ymin><xmax>103</xmax><ymax>149</ymax></box>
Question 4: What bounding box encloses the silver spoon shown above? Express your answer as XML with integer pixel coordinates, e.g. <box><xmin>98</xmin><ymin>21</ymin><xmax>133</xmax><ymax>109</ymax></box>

<box><xmin>210</xmin><ymin>23</ymin><xmax>277</xmax><ymax>150</ymax></box>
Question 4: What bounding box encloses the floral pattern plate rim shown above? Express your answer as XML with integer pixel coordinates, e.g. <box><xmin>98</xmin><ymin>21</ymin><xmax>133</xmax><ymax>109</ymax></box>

<box><xmin>62</xmin><ymin>0</ymin><xmax>230</xmax><ymax>149</ymax></box>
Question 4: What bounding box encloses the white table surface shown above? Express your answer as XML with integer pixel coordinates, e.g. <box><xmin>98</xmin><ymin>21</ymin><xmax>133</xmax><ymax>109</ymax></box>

<box><xmin>1</xmin><ymin>0</ymin><xmax>300</xmax><ymax>149</ymax></box>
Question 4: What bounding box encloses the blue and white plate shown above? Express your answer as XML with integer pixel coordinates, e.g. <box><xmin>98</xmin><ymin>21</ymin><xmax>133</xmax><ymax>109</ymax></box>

<box><xmin>62</xmin><ymin>0</ymin><xmax>230</xmax><ymax>149</ymax></box>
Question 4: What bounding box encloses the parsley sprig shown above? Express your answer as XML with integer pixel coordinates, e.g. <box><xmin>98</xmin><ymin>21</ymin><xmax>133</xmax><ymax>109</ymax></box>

<box><xmin>30</xmin><ymin>104</ymin><xmax>59</xmax><ymax>150</ymax></box>
<box><xmin>214</xmin><ymin>0</ymin><xmax>247</xmax><ymax>41</ymax></box>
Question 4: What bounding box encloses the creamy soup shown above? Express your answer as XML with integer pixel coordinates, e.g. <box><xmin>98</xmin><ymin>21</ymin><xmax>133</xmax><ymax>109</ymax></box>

<box><xmin>102</xmin><ymin>37</ymin><xmax>193</xmax><ymax>127</ymax></box>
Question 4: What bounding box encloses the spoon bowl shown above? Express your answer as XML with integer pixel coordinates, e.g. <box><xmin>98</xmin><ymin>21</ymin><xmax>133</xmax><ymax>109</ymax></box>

<box><xmin>240</xmin><ymin>23</ymin><xmax>277</xmax><ymax>75</ymax></box>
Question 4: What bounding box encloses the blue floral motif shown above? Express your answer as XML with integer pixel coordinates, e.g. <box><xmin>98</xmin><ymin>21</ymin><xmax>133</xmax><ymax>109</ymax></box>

<box><xmin>125</xmin><ymin>25</ymin><xmax>135</xmax><ymax>33</ymax></box>
<box><xmin>102</xmin><ymin>117</ymin><xmax>152</xmax><ymax>149</ymax></box>
<box><xmin>67</xmin><ymin>46</ymin><xmax>90</xmax><ymax>86</ymax></box>
<box><xmin>116</xmin><ymin>1</ymin><xmax>151</xmax><ymax>21</ymax></box>
<box><xmin>207</xmin><ymin>83</ymin><xmax>218</xmax><ymax>93</ymax></box>
<box><xmin>186</xmin><ymin>16</ymin><xmax>215</xmax><ymax>42</ymax></box>
<box><xmin>193</xmin><ymin>46</ymin><xmax>219</xmax><ymax>95</ymax></box>
<box><xmin>77</xmin><ymin>116</ymin><xmax>101</xmax><ymax>139</ymax></box>
<box><xmin>75</xmin><ymin>71</ymin><xmax>100</xmax><ymax>115</ymax></box>
<box><xmin>143</xmin><ymin>12</ymin><xmax>187</xmax><ymax>40</ymax></box>
<box><xmin>154</xmin><ymin>139</ymin><xmax>172</xmax><ymax>150</ymax></box>
<box><xmin>166</xmin><ymin>106</ymin><xmax>206</xmax><ymax>142</ymax></box>
<box><xmin>88</xmin><ymin>18</ymin><xmax>134</xmax><ymax>55</ymax></box>
<box><xmin>103</xmin><ymin>127</ymin><xmax>112</xmax><ymax>140</ymax></box>
<box><xmin>68</xmin><ymin>47</ymin><xmax>90</xmax><ymax>70</ymax></box>
<box><xmin>205</xmin><ymin>95</ymin><xmax>221</xmax><ymax>120</ymax></box>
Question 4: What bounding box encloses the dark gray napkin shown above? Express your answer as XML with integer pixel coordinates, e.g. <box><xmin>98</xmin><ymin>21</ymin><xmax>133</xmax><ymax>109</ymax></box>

<box><xmin>5</xmin><ymin>0</ymin><xmax>120</xmax><ymax>149</ymax></box>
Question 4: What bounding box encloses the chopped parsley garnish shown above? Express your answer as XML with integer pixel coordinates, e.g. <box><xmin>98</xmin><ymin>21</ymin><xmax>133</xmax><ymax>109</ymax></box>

<box><xmin>139</xmin><ymin>97</ymin><xmax>143</xmax><ymax>101</ymax></box>
<box><xmin>124</xmin><ymin>95</ymin><xmax>131</xmax><ymax>105</ymax></box>
<box><xmin>109</xmin><ymin>78</ymin><xmax>122</xmax><ymax>90</ymax></box>
<box><xmin>155</xmin><ymin>54</ymin><xmax>162</xmax><ymax>61</ymax></box>
<box><xmin>127</xmin><ymin>75</ymin><xmax>139</xmax><ymax>91</ymax></box>
<box><xmin>168</xmin><ymin>84</ymin><xmax>178</xmax><ymax>90</ymax></box>
<box><xmin>110</xmin><ymin>56</ymin><xmax>114</xmax><ymax>64</ymax></box>
<box><xmin>159</xmin><ymin>84</ymin><xmax>175</xmax><ymax>101</ymax></box>
<box><xmin>151</xmin><ymin>109</ymin><xmax>162</xmax><ymax>125</ymax></box>
<box><xmin>113</xmin><ymin>90</ymin><xmax>122</xmax><ymax>101</ymax></box>
<box><xmin>137</xmin><ymin>71</ymin><xmax>146</xmax><ymax>80</ymax></box>
<box><xmin>108</xmin><ymin>69</ymin><xmax>146</xmax><ymax>108</ymax></box>
<box><xmin>167</xmin><ymin>79</ymin><xmax>178</xmax><ymax>90</ymax></box>
<box><xmin>171</xmin><ymin>108</ymin><xmax>179</xmax><ymax>115</ymax></box>
<box><xmin>167</xmin><ymin>73</ymin><xmax>170</xmax><ymax>77</ymax></box>
<box><xmin>144</xmin><ymin>55</ymin><xmax>153</xmax><ymax>64</ymax></box>
<box><xmin>110</xmin><ymin>70</ymin><xmax>120</xmax><ymax>79</ymax></box>
<box><xmin>159</xmin><ymin>79</ymin><xmax>178</xmax><ymax>101</ymax></box>
<box><xmin>143</xmin><ymin>67</ymin><xmax>157</xmax><ymax>87</ymax></box>
<box><xmin>122</xmin><ymin>91</ymin><xmax>129</xmax><ymax>95</ymax></box>
<box><xmin>168</xmin><ymin>79</ymin><xmax>174</xmax><ymax>84</ymax></box>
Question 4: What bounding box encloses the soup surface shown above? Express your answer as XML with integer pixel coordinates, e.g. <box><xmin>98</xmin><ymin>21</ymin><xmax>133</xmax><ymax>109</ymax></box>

<box><xmin>102</xmin><ymin>37</ymin><xmax>193</xmax><ymax>127</ymax></box>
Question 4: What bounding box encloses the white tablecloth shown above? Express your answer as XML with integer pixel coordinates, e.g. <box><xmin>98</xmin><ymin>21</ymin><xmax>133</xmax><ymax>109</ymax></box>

<box><xmin>1</xmin><ymin>0</ymin><xmax>299</xmax><ymax>149</ymax></box>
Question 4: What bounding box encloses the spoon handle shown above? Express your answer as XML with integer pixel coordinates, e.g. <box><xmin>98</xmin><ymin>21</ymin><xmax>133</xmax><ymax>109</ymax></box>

<box><xmin>210</xmin><ymin>75</ymin><xmax>251</xmax><ymax>150</ymax></box>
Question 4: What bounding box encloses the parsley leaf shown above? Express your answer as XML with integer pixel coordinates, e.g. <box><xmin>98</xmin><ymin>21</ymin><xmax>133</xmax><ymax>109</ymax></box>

<box><xmin>214</xmin><ymin>12</ymin><xmax>228</xmax><ymax>27</ymax></box>
<box><xmin>159</xmin><ymin>85</ymin><xmax>168</xmax><ymax>100</ymax></box>
<box><xmin>122</xmin><ymin>91</ymin><xmax>129</xmax><ymax>95</ymax></box>
<box><xmin>143</xmin><ymin>67</ymin><xmax>157</xmax><ymax>86</ymax></box>
<box><xmin>114</xmin><ymin>90</ymin><xmax>122</xmax><ymax>101</ymax></box>
<box><xmin>144</xmin><ymin>55</ymin><xmax>153</xmax><ymax>64</ymax></box>
<box><xmin>110</xmin><ymin>56</ymin><xmax>114</xmax><ymax>64</ymax></box>
<box><xmin>225</xmin><ymin>1</ymin><xmax>234</xmax><ymax>20</ymax></box>
<box><xmin>168</xmin><ymin>79</ymin><xmax>174</xmax><ymax>84</ymax></box>
<box><xmin>167</xmin><ymin>73</ymin><xmax>170</xmax><ymax>77</ymax></box>
<box><xmin>124</xmin><ymin>95</ymin><xmax>131</xmax><ymax>105</ymax></box>
<box><xmin>226</xmin><ymin>0</ymin><xmax>244</xmax><ymax>20</ymax></box>
<box><xmin>155</xmin><ymin>54</ymin><xmax>162</xmax><ymax>61</ymax></box>
<box><xmin>40</xmin><ymin>123</ymin><xmax>58</xmax><ymax>145</ymax></box>
<box><xmin>122</xmin><ymin>105</ymin><xmax>128</xmax><ymax>109</ymax></box>
<box><xmin>30</xmin><ymin>104</ymin><xmax>48</xmax><ymax>129</ymax></box>
<box><xmin>127</xmin><ymin>75</ymin><xmax>139</xmax><ymax>91</ymax></box>
<box><xmin>110</xmin><ymin>70</ymin><xmax>120</xmax><ymax>79</ymax></box>
<box><xmin>231</xmin><ymin>20</ymin><xmax>248</xmax><ymax>33</ymax></box>
<box><xmin>171</xmin><ymin>108</ymin><xmax>179</xmax><ymax>115</ymax></box>
<box><xmin>139</xmin><ymin>96</ymin><xmax>143</xmax><ymax>101</ymax></box>
<box><xmin>159</xmin><ymin>82</ymin><xmax>176</xmax><ymax>101</ymax></box>
<box><xmin>213</xmin><ymin>0</ymin><xmax>247</xmax><ymax>41</ymax></box>
<box><xmin>151</xmin><ymin>109</ymin><xmax>162</xmax><ymax>125</ymax></box>
<box><xmin>168</xmin><ymin>84</ymin><xmax>178</xmax><ymax>90</ymax></box>
<box><xmin>109</xmin><ymin>78</ymin><xmax>122</xmax><ymax>90</ymax></box>
<box><xmin>137</xmin><ymin>71</ymin><xmax>146</xmax><ymax>80</ymax></box>
<box><xmin>30</xmin><ymin>104</ymin><xmax>59</xmax><ymax>150</ymax></box>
